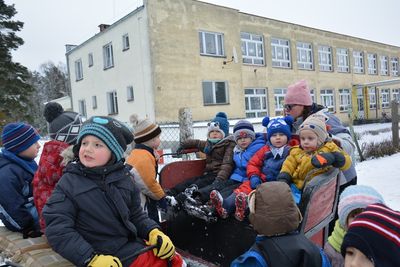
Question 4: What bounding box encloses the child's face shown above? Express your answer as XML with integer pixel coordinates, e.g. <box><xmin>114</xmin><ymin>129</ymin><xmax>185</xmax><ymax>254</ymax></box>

<box><xmin>344</xmin><ymin>247</ymin><xmax>374</xmax><ymax>267</ymax></box>
<box><xmin>148</xmin><ymin>135</ymin><xmax>161</xmax><ymax>149</ymax></box>
<box><xmin>300</xmin><ymin>129</ymin><xmax>318</xmax><ymax>152</ymax></box>
<box><xmin>346</xmin><ymin>208</ymin><xmax>364</xmax><ymax>229</ymax></box>
<box><xmin>18</xmin><ymin>141</ymin><xmax>40</xmax><ymax>159</ymax></box>
<box><xmin>79</xmin><ymin>135</ymin><xmax>112</xmax><ymax>168</ymax></box>
<box><xmin>209</xmin><ymin>130</ymin><xmax>223</xmax><ymax>139</ymax></box>
<box><xmin>270</xmin><ymin>133</ymin><xmax>288</xmax><ymax>148</ymax></box>
<box><xmin>236</xmin><ymin>137</ymin><xmax>252</xmax><ymax>150</ymax></box>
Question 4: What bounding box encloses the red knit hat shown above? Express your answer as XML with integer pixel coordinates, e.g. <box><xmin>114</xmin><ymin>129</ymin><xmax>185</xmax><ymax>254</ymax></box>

<box><xmin>284</xmin><ymin>79</ymin><xmax>313</xmax><ymax>106</ymax></box>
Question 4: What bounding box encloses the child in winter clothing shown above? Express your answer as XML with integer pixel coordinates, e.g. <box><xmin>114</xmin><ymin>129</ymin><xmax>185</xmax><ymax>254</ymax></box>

<box><xmin>324</xmin><ymin>185</ymin><xmax>385</xmax><ymax>267</ymax></box>
<box><xmin>33</xmin><ymin>102</ymin><xmax>84</xmax><ymax>232</ymax></box>
<box><xmin>0</xmin><ymin>122</ymin><xmax>42</xmax><ymax>238</ymax></box>
<box><xmin>43</xmin><ymin>116</ymin><xmax>184</xmax><ymax>267</ymax></box>
<box><xmin>341</xmin><ymin>203</ymin><xmax>400</xmax><ymax>267</ymax></box>
<box><xmin>126</xmin><ymin>115</ymin><xmax>165</xmax><ymax>223</ymax></box>
<box><xmin>231</xmin><ymin>182</ymin><xmax>331</xmax><ymax>267</ymax></box>
<box><xmin>209</xmin><ymin>119</ymin><xmax>265</xmax><ymax>220</ymax></box>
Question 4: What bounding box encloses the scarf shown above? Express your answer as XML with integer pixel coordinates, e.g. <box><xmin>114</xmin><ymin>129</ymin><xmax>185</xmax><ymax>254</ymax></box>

<box><xmin>1</xmin><ymin>148</ymin><xmax>38</xmax><ymax>175</ymax></box>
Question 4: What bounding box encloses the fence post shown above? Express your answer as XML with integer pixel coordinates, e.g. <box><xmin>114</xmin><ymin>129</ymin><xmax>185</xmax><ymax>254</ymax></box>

<box><xmin>179</xmin><ymin>107</ymin><xmax>193</xmax><ymax>144</ymax></box>
<box><xmin>392</xmin><ymin>100</ymin><xmax>399</xmax><ymax>148</ymax></box>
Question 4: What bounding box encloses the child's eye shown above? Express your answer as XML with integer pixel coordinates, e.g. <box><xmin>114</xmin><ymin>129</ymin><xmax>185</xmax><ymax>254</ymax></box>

<box><xmin>95</xmin><ymin>143</ymin><xmax>103</xmax><ymax>148</ymax></box>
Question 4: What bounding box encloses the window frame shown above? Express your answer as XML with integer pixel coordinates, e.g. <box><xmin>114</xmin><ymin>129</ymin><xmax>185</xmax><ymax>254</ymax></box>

<box><xmin>202</xmin><ymin>81</ymin><xmax>229</xmax><ymax>105</ymax></box>
<box><xmin>337</xmin><ymin>48</ymin><xmax>350</xmax><ymax>73</ymax></box>
<box><xmin>368</xmin><ymin>87</ymin><xmax>377</xmax><ymax>109</ymax></box>
<box><xmin>296</xmin><ymin>42</ymin><xmax>313</xmax><ymax>70</ymax></box>
<box><xmin>320</xmin><ymin>89</ymin><xmax>335</xmax><ymax>112</ymax></box>
<box><xmin>273</xmin><ymin>88</ymin><xmax>287</xmax><ymax>116</ymax></box>
<box><xmin>338</xmin><ymin>88</ymin><xmax>351</xmax><ymax>112</ymax></box>
<box><xmin>381</xmin><ymin>88</ymin><xmax>390</xmax><ymax>109</ymax></box>
<box><xmin>241</xmin><ymin>32</ymin><xmax>265</xmax><ymax>66</ymax></box>
<box><xmin>106</xmin><ymin>91</ymin><xmax>119</xmax><ymax>115</ymax></box>
<box><xmin>318</xmin><ymin>45</ymin><xmax>333</xmax><ymax>72</ymax></box>
<box><xmin>392</xmin><ymin>88</ymin><xmax>400</xmax><ymax>103</ymax></box>
<box><xmin>380</xmin><ymin>55</ymin><xmax>389</xmax><ymax>76</ymax></box>
<box><xmin>391</xmin><ymin>57</ymin><xmax>399</xmax><ymax>77</ymax></box>
<box><xmin>74</xmin><ymin>59</ymin><xmax>83</xmax><ymax>81</ymax></box>
<box><xmin>92</xmin><ymin>95</ymin><xmax>97</xmax><ymax>109</ymax></box>
<box><xmin>367</xmin><ymin>53</ymin><xmax>378</xmax><ymax>75</ymax></box>
<box><xmin>353</xmin><ymin>51</ymin><xmax>364</xmax><ymax>73</ymax></box>
<box><xmin>88</xmin><ymin>53</ymin><xmax>93</xmax><ymax>67</ymax></box>
<box><xmin>199</xmin><ymin>30</ymin><xmax>225</xmax><ymax>57</ymax></box>
<box><xmin>271</xmin><ymin>38</ymin><xmax>291</xmax><ymax>68</ymax></box>
<box><xmin>127</xmin><ymin>86</ymin><xmax>134</xmax><ymax>102</ymax></box>
<box><xmin>122</xmin><ymin>34</ymin><xmax>130</xmax><ymax>51</ymax></box>
<box><xmin>103</xmin><ymin>42</ymin><xmax>114</xmax><ymax>69</ymax></box>
<box><xmin>78</xmin><ymin>99</ymin><xmax>87</xmax><ymax>118</ymax></box>
<box><xmin>244</xmin><ymin>88</ymin><xmax>268</xmax><ymax>118</ymax></box>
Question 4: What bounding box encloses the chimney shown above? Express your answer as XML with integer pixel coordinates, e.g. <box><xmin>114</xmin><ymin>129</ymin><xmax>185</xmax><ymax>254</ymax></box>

<box><xmin>98</xmin><ymin>24</ymin><xmax>110</xmax><ymax>32</ymax></box>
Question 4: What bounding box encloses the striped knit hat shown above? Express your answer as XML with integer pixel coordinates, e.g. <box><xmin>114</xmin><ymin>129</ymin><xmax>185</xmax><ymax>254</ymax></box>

<box><xmin>131</xmin><ymin>115</ymin><xmax>161</xmax><ymax>144</ymax></box>
<box><xmin>233</xmin><ymin>120</ymin><xmax>255</xmax><ymax>141</ymax></box>
<box><xmin>1</xmin><ymin>123</ymin><xmax>41</xmax><ymax>154</ymax></box>
<box><xmin>341</xmin><ymin>204</ymin><xmax>400</xmax><ymax>267</ymax></box>
<box><xmin>75</xmin><ymin>116</ymin><xmax>133</xmax><ymax>162</ymax></box>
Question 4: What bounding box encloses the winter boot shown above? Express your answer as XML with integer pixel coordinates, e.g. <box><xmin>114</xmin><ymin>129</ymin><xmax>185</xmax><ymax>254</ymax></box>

<box><xmin>234</xmin><ymin>192</ymin><xmax>248</xmax><ymax>221</ymax></box>
<box><xmin>184</xmin><ymin>201</ymin><xmax>217</xmax><ymax>223</ymax></box>
<box><xmin>183</xmin><ymin>184</ymin><xmax>198</xmax><ymax>197</ymax></box>
<box><xmin>210</xmin><ymin>190</ymin><xmax>228</xmax><ymax>219</ymax></box>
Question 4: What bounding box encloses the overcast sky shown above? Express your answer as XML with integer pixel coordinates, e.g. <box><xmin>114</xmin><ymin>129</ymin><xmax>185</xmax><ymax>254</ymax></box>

<box><xmin>6</xmin><ymin>0</ymin><xmax>400</xmax><ymax>71</ymax></box>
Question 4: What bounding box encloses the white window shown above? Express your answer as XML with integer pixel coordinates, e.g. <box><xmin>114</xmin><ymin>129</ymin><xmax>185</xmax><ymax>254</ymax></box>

<box><xmin>107</xmin><ymin>91</ymin><xmax>119</xmax><ymax>115</ymax></box>
<box><xmin>367</xmin><ymin>53</ymin><xmax>377</xmax><ymax>75</ymax></box>
<box><xmin>271</xmin><ymin>38</ymin><xmax>291</xmax><ymax>68</ymax></box>
<box><xmin>92</xmin><ymin>96</ymin><xmax>97</xmax><ymax>109</ymax></box>
<box><xmin>241</xmin><ymin>32</ymin><xmax>264</xmax><ymax>65</ymax></box>
<box><xmin>353</xmin><ymin>51</ymin><xmax>364</xmax><ymax>73</ymax></box>
<box><xmin>296</xmin><ymin>42</ymin><xmax>313</xmax><ymax>70</ymax></box>
<box><xmin>310</xmin><ymin>89</ymin><xmax>316</xmax><ymax>103</ymax></box>
<box><xmin>199</xmin><ymin>31</ymin><xmax>224</xmax><ymax>56</ymax></box>
<box><xmin>244</xmin><ymin>88</ymin><xmax>268</xmax><ymax>118</ymax></box>
<box><xmin>380</xmin><ymin>56</ymin><xmax>389</xmax><ymax>76</ymax></box>
<box><xmin>381</xmin><ymin>88</ymin><xmax>390</xmax><ymax>108</ymax></box>
<box><xmin>88</xmin><ymin>53</ymin><xmax>93</xmax><ymax>67</ymax></box>
<box><xmin>318</xmin><ymin>45</ymin><xmax>333</xmax><ymax>71</ymax></box>
<box><xmin>274</xmin><ymin>88</ymin><xmax>287</xmax><ymax>116</ymax></box>
<box><xmin>127</xmin><ymin>86</ymin><xmax>134</xmax><ymax>101</ymax></box>
<box><xmin>103</xmin><ymin>42</ymin><xmax>114</xmax><ymax>69</ymax></box>
<box><xmin>339</xmin><ymin>89</ymin><xmax>351</xmax><ymax>112</ymax></box>
<box><xmin>368</xmin><ymin>87</ymin><xmax>376</xmax><ymax>109</ymax></box>
<box><xmin>337</xmin><ymin>48</ymin><xmax>349</xmax><ymax>73</ymax></box>
<box><xmin>122</xmin><ymin>34</ymin><xmax>130</xmax><ymax>51</ymax></box>
<box><xmin>202</xmin><ymin>81</ymin><xmax>228</xmax><ymax>105</ymax></box>
<box><xmin>392</xmin><ymin>88</ymin><xmax>400</xmax><ymax>103</ymax></box>
<box><xmin>78</xmin><ymin>99</ymin><xmax>87</xmax><ymax>118</ymax></box>
<box><xmin>74</xmin><ymin>59</ymin><xmax>83</xmax><ymax>81</ymax></box>
<box><xmin>320</xmin><ymin>89</ymin><xmax>335</xmax><ymax>112</ymax></box>
<box><xmin>391</xmin><ymin>57</ymin><xmax>399</xmax><ymax>76</ymax></box>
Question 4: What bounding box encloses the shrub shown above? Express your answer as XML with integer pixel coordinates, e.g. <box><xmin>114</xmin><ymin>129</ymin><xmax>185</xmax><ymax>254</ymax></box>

<box><xmin>362</xmin><ymin>139</ymin><xmax>400</xmax><ymax>159</ymax></box>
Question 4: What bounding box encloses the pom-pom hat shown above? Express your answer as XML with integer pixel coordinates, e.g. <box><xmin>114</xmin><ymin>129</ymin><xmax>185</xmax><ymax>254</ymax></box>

<box><xmin>1</xmin><ymin>122</ymin><xmax>41</xmax><ymax>154</ymax></box>
<box><xmin>262</xmin><ymin>116</ymin><xmax>293</xmax><ymax>144</ymax></box>
<box><xmin>233</xmin><ymin>120</ymin><xmax>255</xmax><ymax>141</ymax></box>
<box><xmin>130</xmin><ymin>114</ymin><xmax>161</xmax><ymax>144</ymax></box>
<box><xmin>208</xmin><ymin>112</ymin><xmax>229</xmax><ymax>138</ymax></box>
<box><xmin>284</xmin><ymin>79</ymin><xmax>313</xmax><ymax>106</ymax></box>
<box><xmin>299</xmin><ymin>113</ymin><xmax>329</xmax><ymax>146</ymax></box>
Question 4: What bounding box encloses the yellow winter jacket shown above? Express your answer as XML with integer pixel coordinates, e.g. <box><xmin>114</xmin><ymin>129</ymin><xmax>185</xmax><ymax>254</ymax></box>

<box><xmin>280</xmin><ymin>141</ymin><xmax>351</xmax><ymax>189</ymax></box>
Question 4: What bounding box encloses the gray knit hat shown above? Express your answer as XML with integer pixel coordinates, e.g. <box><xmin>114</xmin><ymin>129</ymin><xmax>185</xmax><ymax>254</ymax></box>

<box><xmin>233</xmin><ymin>120</ymin><xmax>255</xmax><ymax>141</ymax></box>
<box><xmin>130</xmin><ymin>114</ymin><xmax>161</xmax><ymax>143</ymax></box>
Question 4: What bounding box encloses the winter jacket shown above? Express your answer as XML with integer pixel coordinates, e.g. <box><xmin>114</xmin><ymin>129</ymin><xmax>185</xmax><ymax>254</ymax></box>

<box><xmin>32</xmin><ymin>140</ymin><xmax>72</xmax><ymax>231</ymax></box>
<box><xmin>324</xmin><ymin>220</ymin><xmax>346</xmax><ymax>267</ymax></box>
<box><xmin>42</xmin><ymin>161</ymin><xmax>158</xmax><ymax>267</ymax></box>
<box><xmin>0</xmin><ymin>148</ymin><xmax>38</xmax><ymax>232</ymax></box>
<box><xmin>280</xmin><ymin>141</ymin><xmax>351</xmax><ymax>190</ymax></box>
<box><xmin>181</xmin><ymin>135</ymin><xmax>236</xmax><ymax>180</ymax></box>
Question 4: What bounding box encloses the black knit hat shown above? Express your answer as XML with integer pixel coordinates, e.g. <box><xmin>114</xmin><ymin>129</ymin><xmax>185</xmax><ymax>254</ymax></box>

<box><xmin>44</xmin><ymin>102</ymin><xmax>83</xmax><ymax>144</ymax></box>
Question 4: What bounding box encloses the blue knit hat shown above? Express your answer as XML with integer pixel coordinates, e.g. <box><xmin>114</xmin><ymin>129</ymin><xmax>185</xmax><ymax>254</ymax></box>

<box><xmin>233</xmin><ymin>120</ymin><xmax>255</xmax><ymax>141</ymax></box>
<box><xmin>262</xmin><ymin>116</ymin><xmax>293</xmax><ymax>144</ymax></box>
<box><xmin>1</xmin><ymin>123</ymin><xmax>41</xmax><ymax>154</ymax></box>
<box><xmin>75</xmin><ymin>116</ymin><xmax>133</xmax><ymax>162</ymax></box>
<box><xmin>208</xmin><ymin>112</ymin><xmax>229</xmax><ymax>138</ymax></box>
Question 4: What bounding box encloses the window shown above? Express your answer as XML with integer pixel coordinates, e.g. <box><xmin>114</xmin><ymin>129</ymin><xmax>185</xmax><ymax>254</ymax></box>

<box><xmin>353</xmin><ymin>51</ymin><xmax>364</xmax><ymax>73</ymax></box>
<box><xmin>368</xmin><ymin>87</ymin><xmax>376</xmax><ymax>109</ymax></box>
<box><xmin>122</xmin><ymin>34</ymin><xmax>130</xmax><ymax>51</ymax></box>
<box><xmin>296</xmin><ymin>42</ymin><xmax>313</xmax><ymax>70</ymax></box>
<box><xmin>103</xmin><ymin>42</ymin><xmax>114</xmax><ymax>69</ymax></box>
<box><xmin>337</xmin><ymin>48</ymin><xmax>349</xmax><ymax>73</ymax></box>
<box><xmin>318</xmin><ymin>45</ymin><xmax>333</xmax><ymax>71</ymax></box>
<box><xmin>202</xmin><ymin>81</ymin><xmax>228</xmax><ymax>105</ymax></box>
<box><xmin>244</xmin><ymin>88</ymin><xmax>268</xmax><ymax>118</ymax></box>
<box><xmin>271</xmin><ymin>38</ymin><xmax>291</xmax><ymax>68</ymax></box>
<box><xmin>273</xmin><ymin>88</ymin><xmax>287</xmax><ymax>116</ymax></box>
<box><xmin>92</xmin><ymin>96</ymin><xmax>97</xmax><ymax>109</ymax></box>
<box><xmin>391</xmin><ymin>57</ymin><xmax>399</xmax><ymax>76</ymax></box>
<box><xmin>320</xmin><ymin>89</ymin><xmax>335</xmax><ymax>112</ymax></box>
<box><xmin>392</xmin><ymin>88</ymin><xmax>400</xmax><ymax>103</ymax></box>
<box><xmin>106</xmin><ymin>91</ymin><xmax>118</xmax><ymax>115</ymax></box>
<box><xmin>241</xmin><ymin>32</ymin><xmax>264</xmax><ymax>65</ymax></box>
<box><xmin>339</xmin><ymin>89</ymin><xmax>351</xmax><ymax>112</ymax></box>
<box><xmin>127</xmin><ymin>86</ymin><xmax>134</xmax><ymax>101</ymax></box>
<box><xmin>88</xmin><ymin>53</ymin><xmax>93</xmax><ymax>67</ymax></box>
<box><xmin>380</xmin><ymin>56</ymin><xmax>389</xmax><ymax>76</ymax></box>
<box><xmin>74</xmin><ymin>59</ymin><xmax>83</xmax><ymax>81</ymax></box>
<box><xmin>199</xmin><ymin>31</ymin><xmax>224</xmax><ymax>56</ymax></box>
<box><xmin>367</xmin><ymin>53</ymin><xmax>377</xmax><ymax>75</ymax></box>
<box><xmin>310</xmin><ymin>89</ymin><xmax>316</xmax><ymax>103</ymax></box>
<box><xmin>381</xmin><ymin>88</ymin><xmax>390</xmax><ymax>108</ymax></box>
<box><xmin>78</xmin><ymin>99</ymin><xmax>87</xmax><ymax>118</ymax></box>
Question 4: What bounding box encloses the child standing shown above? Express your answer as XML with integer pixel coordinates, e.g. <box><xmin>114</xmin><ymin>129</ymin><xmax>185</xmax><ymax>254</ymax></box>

<box><xmin>33</xmin><ymin>102</ymin><xmax>83</xmax><ymax>232</ymax></box>
<box><xmin>126</xmin><ymin>115</ymin><xmax>165</xmax><ymax>223</ymax></box>
<box><xmin>0</xmin><ymin>122</ymin><xmax>42</xmax><ymax>238</ymax></box>
<box><xmin>43</xmin><ymin>116</ymin><xmax>183</xmax><ymax>267</ymax></box>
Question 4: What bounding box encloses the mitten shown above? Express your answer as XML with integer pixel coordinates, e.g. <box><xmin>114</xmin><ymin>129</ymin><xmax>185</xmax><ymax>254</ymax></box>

<box><xmin>311</xmin><ymin>152</ymin><xmax>336</xmax><ymax>168</ymax></box>
<box><xmin>277</xmin><ymin>172</ymin><xmax>292</xmax><ymax>185</ymax></box>
<box><xmin>146</xmin><ymin>228</ymin><xmax>175</xmax><ymax>259</ymax></box>
<box><xmin>331</xmin><ymin>152</ymin><xmax>346</xmax><ymax>168</ymax></box>
<box><xmin>250</xmin><ymin>175</ymin><xmax>262</xmax><ymax>189</ymax></box>
<box><xmin>158</xmin><ymin>197</ymin><xmax>168</xmax><ymax>211</ymax></box>
<box><xmin>22</xmin><ymin>225</ymin><xmax>43</xmax><ymax>239</ymax></box>
<box><xmin>87</xmin><ymin>254</ymin><xmax>122</xmax><ymax>267</ymax></box>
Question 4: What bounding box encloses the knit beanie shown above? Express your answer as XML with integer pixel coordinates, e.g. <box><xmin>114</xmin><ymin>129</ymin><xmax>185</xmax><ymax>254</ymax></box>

<box><xmin>298</xmin><ymin>114</ymin><xmax>329</xmax><ymax>146</ymax></box>
<box><xmin>130</xmin><ymin>114</ymin><xmax>161</xmax><ymax>143</ymax></box>
<box><xmin>262</xmin><ymin>116</ymin><xmax>293</xmax><ymax>144</ymax></box>
<box><xmin>341</xmin><ymin>203</ymin><xmax>400</xmax><ymax>267</ymax></box>
<box><xmin>249</xmin><ymin>182</ymin><xmax>302</xmax><ymax>236</ymax></box>
<box><xmin>233</xmin><ymin>120</ymin><xmax>255</xmax><ymax>141</ymax></box>
<box><xmin>44</xmin><ymin>102</ymin><xmax>83</xmax><ymax>144</ymax></box>
<box><xmin>75</xmin><ymin>116</ymin><xmax>133</xmax><ymax>162</ymax></box>
<box><xmin>1</xmin><ymin>122</ymin><xmax>41</xmax><ymax>154</ymax></box>
<box><xmin>284</xmin><ymin>79</ymin><xmax>313</xmax><ymax>106</ymax></box>
<box><xmin>338</xmin><ymin>185</ymin><xmax>385</xmax><ymax>228</ymax></box>
<box><xmin>208</xmin><ymin>112</ymin><xmax>229</xmax><ymax>138</ymax></box>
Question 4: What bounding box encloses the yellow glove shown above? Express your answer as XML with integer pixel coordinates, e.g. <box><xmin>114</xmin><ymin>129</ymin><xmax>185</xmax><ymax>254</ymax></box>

<box><xmin>87</xmin><ymin>254</ymin><xmax>122</xmax><ymax>267</ymax></box>
<box><xmin>146</xmin><ymin>228</ymin><xmax>175</xmax><ymax>259</ymax></box>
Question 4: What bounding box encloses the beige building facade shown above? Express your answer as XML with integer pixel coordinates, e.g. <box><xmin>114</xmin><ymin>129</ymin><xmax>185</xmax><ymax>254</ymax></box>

<box><xmin>67</xmin><ymin>0</ymin><xmax>400</xmax><ymax>124</ymax></box>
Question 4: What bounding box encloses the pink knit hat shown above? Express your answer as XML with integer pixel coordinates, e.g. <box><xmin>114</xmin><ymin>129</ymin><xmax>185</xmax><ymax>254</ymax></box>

<box><xmin>284</xmin><ymin>80</ymin><xmax>313</xmax><ymax>106</ymax></box>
